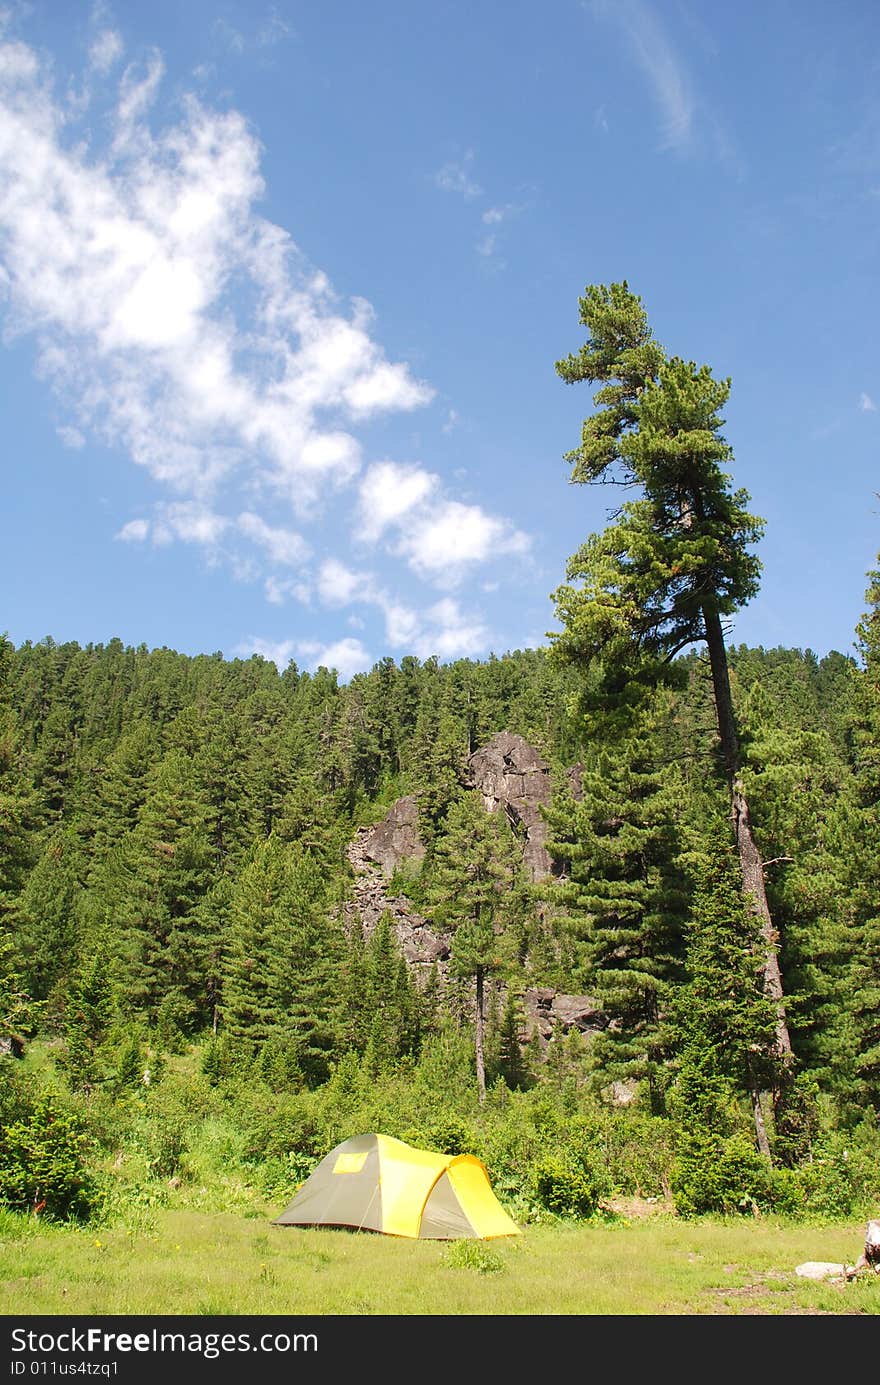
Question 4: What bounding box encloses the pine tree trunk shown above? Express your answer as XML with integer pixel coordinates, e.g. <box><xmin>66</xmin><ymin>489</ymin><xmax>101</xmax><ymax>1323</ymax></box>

<box><xmin>475</xmin><ymin>965</ymin><xmax>486</xmax><ymax>1104</ymax></box>
<box><xmin>703</xmin><ymin>610</ymin><xmax>792</xmax><ymax>1153</ymax></box>
<box><xmin>749</xmin><ymin>1067</ymin><xmax>772</xmax><ymax>1161</ymax></box>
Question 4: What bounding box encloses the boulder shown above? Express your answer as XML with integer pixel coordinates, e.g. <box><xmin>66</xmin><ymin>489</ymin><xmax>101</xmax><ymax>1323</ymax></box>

<box><xmin>522</xmin><ymin>987</ymin><xmax>607</xmax><ymax>1045</ymax></box>
<box><xmin>795</xmin><ymin>1262</ymin><xmax>853</xmax><ymax>1281</ymax></box>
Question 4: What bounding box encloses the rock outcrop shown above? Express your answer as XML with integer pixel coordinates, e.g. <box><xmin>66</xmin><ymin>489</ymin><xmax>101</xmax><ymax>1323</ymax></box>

<box><xmin>466</xmin><ymin>731</ymin><xmax>554</xmax><ymax>880</ymax></box>
<box><xmin>345</xmin><ymin>809</ymin><xmax>447</xmax><ymax>983</ymax></box>
<box><xmin>343</xmin><ymin>735</ymin><xmax>606</xmax><ymax>1051</ymax></box>
<box><xmin>357</xmin><ymin>794</ymin><xmax>425</xmax><ymax>878</ymax></box>
<box><xmin>521</xmin><ymin>987</ymin><xmax>607</xmax><ymax>1051</ymax></box>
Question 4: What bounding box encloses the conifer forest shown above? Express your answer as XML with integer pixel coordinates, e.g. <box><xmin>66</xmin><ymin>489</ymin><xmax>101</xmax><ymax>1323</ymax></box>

<box><xmin>3</xmin><ymin>284</ymin><xmax>880</xmax><ymax>1229</ymax></box>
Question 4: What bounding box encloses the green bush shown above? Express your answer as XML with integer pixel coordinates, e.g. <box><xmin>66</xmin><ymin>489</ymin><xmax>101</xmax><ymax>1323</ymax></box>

<box><xmin>769</xmin><ymin>1136</ymin><xmax>878</xmax><ymax>1220</ymax></box>
<box><xmin>405</xmin><ymin>1110</ymin><xmax>477</xmax><ymax>1156</ymax></box>
<box><xmin>671</xmin><ymin>1130</ymin><xmax>774</xmax><ymax>1218</ymax></box>
<box><xmin>530</xmin><ymin>1148</ymin><xmax>610</xmax><ymax>1219</ymax></box>
<box><xmin>0</xmin><ymin>1089</ymin><xmax>97</xmax><ymax>1221</ymax></box>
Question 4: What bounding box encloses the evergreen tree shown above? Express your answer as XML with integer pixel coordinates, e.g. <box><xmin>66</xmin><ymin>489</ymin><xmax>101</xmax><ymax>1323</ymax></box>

<box><xmin>0</xmin><ymin>636</ymin><xmax>38</xmax><ymax>929</ymax></box>
<box><xmin>826</xmin><ymin>558</ymin><xmax>880</xmax><ymax>1114</ymax></box>
<box><xmin>85</xmin><ymin>721</ymin><xmax>158</xmax><ymax>871</ymax></box>
<box><xmin>0</xmin><ymin>927</ymin><xmax>40</xmax><ymax>1046</ymax></box>
<box><xmin>669</xmin><ymin>826</ymin><xmax>781</xmax><ymax>1155</ymax></box>
<box><xmin>341</xmin><ymin>912</ymin><xmax>424</xmax><ymax>1071</ymax></box>
<box><xmin>550</xmin><ymin>281</ymin><xmax>792</xmax><ymax>1147</ymax></box>
<box><xmin>57</xmin><ymin>949</ymin><xmax>115</xmax><ymax>1093</ymax></box>
<box><xmin>543</xmin><ymin>696</ymin><xmax>688</xmax><ymax>1105</ymax></box>
<box><xmin>427</xmin><ymin>794</ymin><xmax>529</xmax><ymax>1101</ymax></box>
<box><xmin>492</xmin><ymin>989</ymin><xmax>531</xmax><ymax>1090</ymax></box>
<box><xmin>112</xmin><ymin>748</ymin><xmax>214</xmax><ymax>1024</ymax></box>
<box><xmin>221</xmin><ymin>835</ymin><xmax>342</xmax><ymax>1085</ymax></box>
<box><xmin>411</xmin><ymin>683</ymin><xmax>470</xmax><ymax>843</ymax></box>
<box><xmin>14</xmin><ymin>830</ymin><xmax>82</xmax><ymax>1005</ymax></box>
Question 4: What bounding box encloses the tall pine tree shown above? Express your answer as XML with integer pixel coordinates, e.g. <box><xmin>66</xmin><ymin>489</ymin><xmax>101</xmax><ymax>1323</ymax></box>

<box><xmin>550</xmin><ymin>282</ymin><xmax>792</xmax><ymax>1148</ymax></box>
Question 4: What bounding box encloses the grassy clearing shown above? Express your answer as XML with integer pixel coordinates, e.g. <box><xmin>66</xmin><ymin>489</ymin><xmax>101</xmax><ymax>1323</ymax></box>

<box><xmin>1</xmin><ymin>1205</ymin><xmax>877</xmax><ymax>1316</ymax></box>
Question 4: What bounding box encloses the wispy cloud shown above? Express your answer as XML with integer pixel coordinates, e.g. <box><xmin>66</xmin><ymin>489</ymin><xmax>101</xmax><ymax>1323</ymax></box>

<box><xmin>88</xmin><ymin>27</ymin><xmax>124</xmax><ymax>75</ymax></box>
<box><xmin>860</xmin><ymin>392</ymin><xmax>876</xmax><ymax>412</ymax></box>
<box><xmin>152</xmin><ymin>502</ymin><xmax>230</xmax><ymax>548</ymax></box>
<box><xmin>57</xmin><ymin>424</ymin><xmax>86</xmax><ymax>449</ymax></box>
<box><xmin>0</xmin><ymin>37</ymin><xmax>433</xmax><ymax>512</ymax></box>
<box><xmin>237</xmin><ymin>512</ymin><xmax>309</xmax><ymax>566</ymax></box>
<box><xmin>434</xmin><ymin>149</ymin><xmax>483</xmax><ymax>200</ymax></box>
<box><xmin>434</xmin><ymin>153</ymin><xmax>526</xmax><ymax>264</ymax></box>
<box><xmin>115</xmin><ymin>517</ymin><xmax>149</xmax><ymax>542</ymax></box>
<box><xmin>299</xmin><ymin>636</ymin><xmax>371</xmax><ymax>679</ymax></box>
<box><xmin>213</xmin><ymin>7</ymin><xmax>292</xmax><ymax>57</ymax></box>
<box><xmin>259</xmin><ymin>553</ymin><xmax>499</xmax><ymax>668</ymax></box>
<box><xmin>590</xmin><ymin>0</ymin><xmax>693</xmax><ymax>150</ymax></box>
<box><xmin>0</xmin><ymin>30</ymin><xmax>534</xmax><ymax>679</ymax></box>
<box><xmin>234</xmin><ymin>635</ymin><xmax>301</xmax><ymax>671</ymax></box>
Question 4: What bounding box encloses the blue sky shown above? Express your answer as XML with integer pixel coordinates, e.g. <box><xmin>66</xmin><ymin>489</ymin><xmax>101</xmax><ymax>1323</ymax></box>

<box><xmin>1</xmin><ymin>0</ymin><xmax>878</xmax><ymax>680</ymax></box>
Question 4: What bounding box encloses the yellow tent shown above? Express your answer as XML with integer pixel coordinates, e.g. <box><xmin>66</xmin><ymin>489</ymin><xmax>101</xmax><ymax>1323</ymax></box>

<box><xmin>272</xmin><ymin>1132</ymin><xmax>520</xmax><ymax>1240</ymax></box>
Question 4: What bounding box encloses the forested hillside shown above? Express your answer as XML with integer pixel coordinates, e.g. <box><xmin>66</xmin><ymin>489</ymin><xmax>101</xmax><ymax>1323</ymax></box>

<box><xmin>2</xmin><ymin>610</ymin><xmax>879</xmax><ymax>1226</ymax></box>
<box><xmin>2</xmin><ymin>285</ymin><xmax>878</xmax><ymax>1232</ymax></box>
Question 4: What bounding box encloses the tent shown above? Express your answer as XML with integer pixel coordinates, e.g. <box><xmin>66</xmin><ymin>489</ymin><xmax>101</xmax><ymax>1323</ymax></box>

<box><xmin>272</xmin><ymin>1132</ymin><xmax>520</xmax><ymax>1240</ymax></box>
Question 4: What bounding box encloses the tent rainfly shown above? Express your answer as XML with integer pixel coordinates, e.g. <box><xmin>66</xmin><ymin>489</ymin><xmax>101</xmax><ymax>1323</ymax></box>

<box><xmin>272</xmin><ymin>1132</ymin><xmax>520</xmax><ymax>1240</ymax></box>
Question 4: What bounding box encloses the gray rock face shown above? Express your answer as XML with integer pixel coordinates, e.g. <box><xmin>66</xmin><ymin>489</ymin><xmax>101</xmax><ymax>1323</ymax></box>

<box><xmin>342</xmin><ymin>744</ymin><xmax>605</xmax><ymax>1052</ymax></box>
<box><xmin>467</xmin><ymin>731</ymin><xmax>554</xmax><ymax>880</ymax></box>
<box><xmin>346</xmin><ymin>805</ymin><xmax>447</xmax><ymax>982</ymax></box>
<box><xmin>522</xmin><ymin>987</ymin><xmax>607</xmax><ymax>1047</ymax></box>
<box><xmin>357</xmin><ymin>794</ymin><xmax>426</xmax><ymax>878</ymax></box>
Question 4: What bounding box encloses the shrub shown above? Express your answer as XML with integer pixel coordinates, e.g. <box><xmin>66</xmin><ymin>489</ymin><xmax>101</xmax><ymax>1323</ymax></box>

<box><xmin>670</xmin><ymin>1130</ymin><xmax>774</xmax><ymax>1218</ymax></box>
<box><xmin>0</xmin><ymin>1090</ymin><xmax>97</xmax><ymax>1221</ymax></box>
<box><xmin>770</xmin><ymin>1136</ymin><xmax>878</xmax><ymax>1220</ymax></box>
<box><xmin>405</xmin><ymin>1110</ymin><xmax>477</xmax><ymax>1156</ymax></box>
<box><xmin>530</xmin><ymin>1147</ymin><xmax>610</xmax><ymax>1220</ymax></box>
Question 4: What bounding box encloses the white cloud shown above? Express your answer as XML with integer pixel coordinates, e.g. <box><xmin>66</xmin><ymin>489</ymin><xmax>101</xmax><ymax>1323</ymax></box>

<box><xmin>257</xmin><ymin>11</ymin><xmax>294</xmax><ymax>48</ymax></box>
<box><xmin>307</xmin><ymin>554</ymin><xmax>494</xmax><ymax>660</ymax></box>
<box><xmin>152</xmin><ymin>501</ymin><xmax>229</xmax><ymax>547</ymax></box>
<box><xmin>264</xmin><ymin>574</ymin><xmax>310</xmax><ymax>605</ymax></box>
<box><xmin>482</xmin><ymin>205</ymin><xmax>513</xmax><ymax>225</ymax></box>
<box><xmin>380</xmin><ymin>598</ymin><xmax>421</xmax><ymax>647</ymax></box>
<box><xmin>859</xmin><ymin>392</ymin><xmax>876</xmax><ymax>412</ymax></box>
<box><xmin>88</xmin><ymin>29</ymin><xmax>123</xmax><ymax>74</ymax></box>
<box><xmin>396</xmin><ymin>500</ymin><xmax>530</xmax><ymax>586</ymax></box>
<box><xmin>115</xmin><ymin>517</ymin><xmax>149</xmax><ymax>542</ymax></box>
<box><xmin>434</xmin><ymin>150</ymin><xmax>482</xmax><ymax>200</ymax></box>
<box><xmin>413</xmin><ymin>598</ymin><xmax>489</xmax><ymax>660</ymax></box>
<box><xmin>57</xmin><ymin>424</ymin><xmax>85</xmax><ymax>449</ymax></box>
<box><xmin>356</xmin><ymin>461</ymin><xmax>438</xmax><ymax>542</ymax></box>
<box><xmin>0</xmin><ymin>36</ymin><xmax>433</xmax><ymax>517</ymax></box>
<box><xmin>297</xmin><ymin>635</ymin><xmax>371</xmax><ymax>680</ymax></box>
<box><xmin>316</xmin><ymin>557</ymin><xmax>374</xmax><ymax>606</ymax></box>
<box><xmin>237</xmin><ymin>511</ymin><xmax>309</xmax><ymax>565</ymax></box>
<box><xmin>1</xmin><ymin>30</ymin><xmax>531</xmax><ymax>668</ymax></box>
<box><xmin>235</xmin><ymin>636</ymin><xmax>299</xmax><ymax>670</ymax></box>
<box><xmin>356</xmin><ymin>460</ymin><xmax>531</xmax><ymax>587</ymax></box>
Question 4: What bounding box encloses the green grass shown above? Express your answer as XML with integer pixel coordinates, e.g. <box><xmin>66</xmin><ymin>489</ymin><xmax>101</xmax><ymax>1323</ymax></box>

<box><xmin>1</xmin><ymin>1207</ymin><xmax>877</xmax><ymax>1315</ymax></box>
